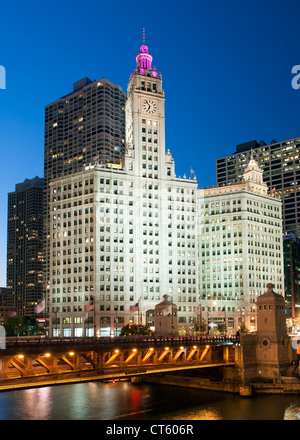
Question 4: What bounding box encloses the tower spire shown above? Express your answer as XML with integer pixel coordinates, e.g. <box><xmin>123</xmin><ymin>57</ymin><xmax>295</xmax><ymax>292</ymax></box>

<box><xmin>134</xmin><ymin>29</ymin><xmax>158</xmax><ymax>77</ymax></box>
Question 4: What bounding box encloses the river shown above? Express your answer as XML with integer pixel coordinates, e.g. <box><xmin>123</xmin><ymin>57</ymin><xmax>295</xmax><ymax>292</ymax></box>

<box><xmin>0</xmin><ymin>380</ymin><xmax>300</xmax><ymax>420</ymax></box>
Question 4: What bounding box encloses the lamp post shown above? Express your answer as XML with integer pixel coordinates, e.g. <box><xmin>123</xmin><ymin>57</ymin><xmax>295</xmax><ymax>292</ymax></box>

<box><xmin>115</xmin><ymin>312</ymin><xmax>118</xmax><ymax>337</ymax></box>
<box><xmin>197</xmin><ymin>304</ymin><xmax>202</xmax><ymax>337</ymax></box>
<box><xmin>212</xmin><ymin>300</ymin><xmax>217</xmax><ymax>336</ymax></box>
<box><xmin>206</xmin><ymin>308</ymin><xmax>209</xmax><ymax>335</ymax></box>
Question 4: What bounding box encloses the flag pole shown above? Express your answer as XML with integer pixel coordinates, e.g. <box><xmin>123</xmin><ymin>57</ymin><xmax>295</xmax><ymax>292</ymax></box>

<box><xmin>44</xmin><ymin>297</ymin><xmax>47</xmax><ymax>339</ymax></box>
<box><xmin>115</xmin><ymin>312</ymin><xmax>118</xmax><ymax>337</ymax></box>
<box><xmin>93</xmin><ymin>294</ymin><xmax>96</xmax><ymax>339</ymax></box>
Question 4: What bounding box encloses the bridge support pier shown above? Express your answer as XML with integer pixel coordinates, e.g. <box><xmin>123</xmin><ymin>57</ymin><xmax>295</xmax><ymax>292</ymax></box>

<box><xmin>131</xmin><ymin>376</ymin><xmax>144</xmax><ymax>384</ymax></box>
<box><xmin>0</xmin><ymin>359</ymin><xmax>7</xmax><ymax>378</ymax></box>
<box><xmin>239</xmin><ymin>385</ymin><xmax>253</xmax><ymax>397</ymax></box>
<box><xmin>23</xmin><ymin>356</ymin><xmax>35</xmax><ymax>376</ymax></box>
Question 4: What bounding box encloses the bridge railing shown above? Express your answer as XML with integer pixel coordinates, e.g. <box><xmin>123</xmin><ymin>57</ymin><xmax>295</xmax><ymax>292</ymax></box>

<box><xmin>3</xmin><ymin>334</ymin><xmax>239</xmax><ymax>350</ymax></box>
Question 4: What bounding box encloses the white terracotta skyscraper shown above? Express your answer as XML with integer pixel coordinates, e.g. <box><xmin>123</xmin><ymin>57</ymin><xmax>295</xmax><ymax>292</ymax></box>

<box><xmin>48</xmin><ymin>35</ymin><xmax>284</xmax><ymax>338</ymax></box>
<box><xmin>49</xmin><ymin>36</ymin><xmax>198</xmax><ymax>337</ymax></box>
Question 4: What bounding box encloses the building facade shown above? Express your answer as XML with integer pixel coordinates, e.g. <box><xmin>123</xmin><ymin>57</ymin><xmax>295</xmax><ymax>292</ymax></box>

<box><xmin>48</xmin><ymin>40</ymin><xmax>284</xmax><ymax>337</ymax></box>
<box><xmin>216</xmin><ymin>137</ymin><xmax>300</xmax><ymax>236</ymax></box>
<box><xmin>49</xmin><ymin>40</ymin><xmax>199</xmax><ymax>337</ymax></box>
<box><xmin>200</xmin><ymin>156</ymin><xmax>284</xmax><ymax>332</ymax></box>
<box><xmin>44</xmin><ymin>77</ymin><xmax>127</xmax><ymax>314</ymax></box>
<box><xmin>6</xmin><ymin>177</ymin><xmax>44</xmax><ymax>317</ymax></box>
<box><xmin>283</xmin><ymin>234</ymin><xmax>300</xmax><ymax>328</ymax></box>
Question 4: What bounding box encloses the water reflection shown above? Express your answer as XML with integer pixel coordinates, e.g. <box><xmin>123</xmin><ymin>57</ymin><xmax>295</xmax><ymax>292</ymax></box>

<box><xmin>0</xmin><ymin>381</ymin><xmax>300</xmax><ymax>420</ymax></box>
<box><xmin>23</xmin><ymin>388</ymin><xmax>52</xmax><ymax>420</ymax></box>
<box><xmin>161</xmin><ymin>407</ymin><xmax>222</xmax><ymax>420</ymax></box>
<box><xmin>284</xmin><ymin>404</ymin><xmax>300</xmax><ymax>420</ymax></box>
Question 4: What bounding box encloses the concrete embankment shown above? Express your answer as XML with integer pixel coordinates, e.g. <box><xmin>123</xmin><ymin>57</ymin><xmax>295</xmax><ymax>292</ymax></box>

<box><xmin>143</xmin><ymin>374</ymin><xmax>300</xmax><ymax>395</ymax></box>
<box><xmin>143</xmin><ymin>374</ymin><xmax>241</xmax><ymax>393</ymax></box>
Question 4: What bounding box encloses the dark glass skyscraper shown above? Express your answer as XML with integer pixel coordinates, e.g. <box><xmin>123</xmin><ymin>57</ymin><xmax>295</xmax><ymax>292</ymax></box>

<box><xmin>283</xmin><ymin>234</ymin><xmax>300</xmax><ymax>323</ymax></box>
<box><xmin>43</xmin><ymin>77</ymin><xmax>126</xmax><ymax>305</ymax></box>
<box><xmin>6</xmin><ymin>177</ymin><xmax>44</xmax><ymax>317</ymax></box>
<box><xmin>216</xmin><ymin>137</ymin><xmax>300</xmax><ymax>236</ymax></box>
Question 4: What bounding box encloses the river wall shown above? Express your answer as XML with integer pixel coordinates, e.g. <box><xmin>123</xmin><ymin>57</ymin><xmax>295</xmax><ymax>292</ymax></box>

<box><xmin>143</xmin><ymin>372</ymin><xmax>300</xmax><ymax>395</ymax></box>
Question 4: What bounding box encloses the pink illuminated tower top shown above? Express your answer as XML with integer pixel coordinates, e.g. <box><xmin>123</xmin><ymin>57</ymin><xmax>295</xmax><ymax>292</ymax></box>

<box><xmin>135</xmin><ymin>28</ymin><xmax>158</xmax><ymax>77</ymax></box>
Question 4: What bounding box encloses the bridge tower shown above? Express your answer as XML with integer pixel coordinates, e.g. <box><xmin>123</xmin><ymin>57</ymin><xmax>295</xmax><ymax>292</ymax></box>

<box><xmin>154</xmin><ymin>294</ymin><xmax>179</xmax><ymax>337</ymax></box>
<box><xmin>224</xmin><ymin>283</ymin><xmax>292</xmax><ymax>386</ymax></box>
<box><xmin>255</xmin><ymin>283</ymin><xmax>290</xmax><ymax>379</ymax></box>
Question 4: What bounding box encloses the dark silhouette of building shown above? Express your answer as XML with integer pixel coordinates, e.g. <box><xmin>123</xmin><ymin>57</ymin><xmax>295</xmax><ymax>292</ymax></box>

<box><xmin>216</xmin><ymin>137</ymin><xmax>300</xmax><ymax>236</ymax></box>
<box><xmin>284</xmin><ymin>235</ymin><xmax>300</xmax><ymax>326</ymax></box>
<box><xmin>43</xmin><ymin>78</ymin><xmax>126</xmax><ymax>307</ymax></box>
<box><xmin>6</xmin><ymin>177</ymin><xmax>44</xmax><ymax>317</ymax></box>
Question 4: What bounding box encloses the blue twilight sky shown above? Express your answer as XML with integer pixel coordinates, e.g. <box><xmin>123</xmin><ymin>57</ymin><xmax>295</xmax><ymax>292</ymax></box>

<box><xmin>1</xmin><ymin>0</ymin><xmax>300</xmax><ymax>286</ymax></box>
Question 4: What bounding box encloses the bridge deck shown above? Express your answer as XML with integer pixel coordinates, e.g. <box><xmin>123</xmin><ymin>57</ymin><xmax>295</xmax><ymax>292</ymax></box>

<box><xmin>0</xmin><ymin>336</ymin><xmax>239</xmax><ymax>391</ymax></box>
<box><xmin>0</xmin><ymin>361</ymin><xmax>236</xmax><ymax>392</ymax></box>
<box><xmin>2</xmin><ymin>335</ymin><xmax>239</xmax><ymax>355</ymax></box>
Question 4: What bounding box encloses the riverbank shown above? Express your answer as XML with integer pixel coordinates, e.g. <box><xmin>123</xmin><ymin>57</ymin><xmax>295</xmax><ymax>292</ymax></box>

<box><xmin>143</xmin><ymin>373</ymin><xmax>300</xmax><ymax>395</ymax></box>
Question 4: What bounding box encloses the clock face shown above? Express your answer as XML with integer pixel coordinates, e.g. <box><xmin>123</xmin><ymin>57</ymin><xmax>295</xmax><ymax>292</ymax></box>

<box><xmin>143</xmin><ymin>99</ymin><xmax>157</xmax><ymax>114</ymax></box>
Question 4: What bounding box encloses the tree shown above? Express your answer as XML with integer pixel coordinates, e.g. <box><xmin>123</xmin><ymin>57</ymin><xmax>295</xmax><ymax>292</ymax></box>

<box><xmin>120</xmin><ymin>323</ymin><xmax>152</xmax><ymax>336</ymax></box>
<box><xmin>192</xmin><ymin>322</ymin><xmax>206</xmax><ymax>335</ymax></box>
<box><xmin>3</xmin><ymin>317</ymin><xmax>39</xmax><ymax>337</ymax></box>
<box><xmin>240</xmin><ymin>325</ymin><xmax>249</xmax><ymax>334</ymax></box>
<box><xmin>217</xmin><ymin>323</ymin><xmax>226</xmax><ymax>334</ymax></box>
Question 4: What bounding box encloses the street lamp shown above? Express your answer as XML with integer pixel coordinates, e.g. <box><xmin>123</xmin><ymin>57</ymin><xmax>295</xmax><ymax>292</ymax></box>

<box><xmin>197</xmin><ymin>304</ymin><xmax>203</xmax><ymax>337</ymax></box>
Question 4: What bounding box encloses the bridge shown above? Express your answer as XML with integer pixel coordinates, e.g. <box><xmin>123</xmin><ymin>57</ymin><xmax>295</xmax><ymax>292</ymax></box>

<box><xmin>0</xmin><ymin>336</ymin><xmax>239</xmax><ymax>390</ymax></box>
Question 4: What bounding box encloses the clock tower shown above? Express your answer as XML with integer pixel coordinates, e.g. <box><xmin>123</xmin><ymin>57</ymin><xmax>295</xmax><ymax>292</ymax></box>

<box><xmin>125</xmin><ymin>33</ymin><xmax>174</xmax><ymax>179</ymax></box>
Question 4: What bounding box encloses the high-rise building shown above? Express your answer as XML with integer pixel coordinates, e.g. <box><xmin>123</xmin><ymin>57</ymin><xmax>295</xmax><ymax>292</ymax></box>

<box><xmin>0</xmin><ymin>287</ymin><xmax>15</xmax><ymax>324</ymax></box>
<box><xmin>49</xmin><ymin>39</ymin><xmax>199</xmax><ymax>337</ymax></box>
<box><xmin>216</xmin><ymin>137</ymin><xmax>300</xmax><ymax>236</ymax></box>
<box><xmin>44</xmin><ymin>77</ymin><xmax>127</xmax><ymax>309</ymax></box>
<box><xmin>6</xmin><ymin>177</ymin><xmax>44</xmax><ymax>317</ymax></box>
<box><xmin>283</xmin><ymin>234</ymin><xmax>300</xmax><ymax>326</ymax></box>
<box><xmin>48</xmin><ymin>37</ymin><xmax>284</xmax><ymax>338</ymax></box>
<box><xmin>200</xmin><ymin>156</ymin><xmax>284</xmax><ymax>332</ymax></box>
<box><xmin>0</xmin><ymin>287</ymin><xmax>8</xmax><ymax>308</ymax></box>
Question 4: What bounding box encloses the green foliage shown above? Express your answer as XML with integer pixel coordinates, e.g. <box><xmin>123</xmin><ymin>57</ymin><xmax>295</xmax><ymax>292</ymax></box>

<box><xmin>120</xmin><ymin>323</ymin><xmax>152</xmax><ymax>336</ymax></box>
<box><xmin>192</xmin><ymin>322</ymin><xmax>206</xmax><ymax>335</ymax></box>
<box><xmin>217</xmin><ymin>323</ymin><xmax>226</xmax><ymax>333</ymax></box>
<box><xmin>3</xmin><ymin>316</ymin><xmax>39</xmax><ymax>337</ymax></box>
<box><xmin>240</xmin><ymin>325</ymin><xmax>249</xmax><ymax>334</ymax></box>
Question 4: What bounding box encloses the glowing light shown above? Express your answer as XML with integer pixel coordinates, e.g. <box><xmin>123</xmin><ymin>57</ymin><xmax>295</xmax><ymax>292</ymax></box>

<box><xmin>135</xmin><ymin>38</ymin><xmax>156</xmax><ymax>75</ymax></box>
<box><xmin>69</xmin><ymin>352</ymin><xmax>74</xmax><ymax>356</ymax></box>
<box><xmin>45</xmin><ymin>353</ymin><xmax>51</xmax><ymax>357</ymax></box>
<box><xmin>18</xmin><ymin>354</ymin><xmax>24</xmax><ymax>359</ymax></box>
